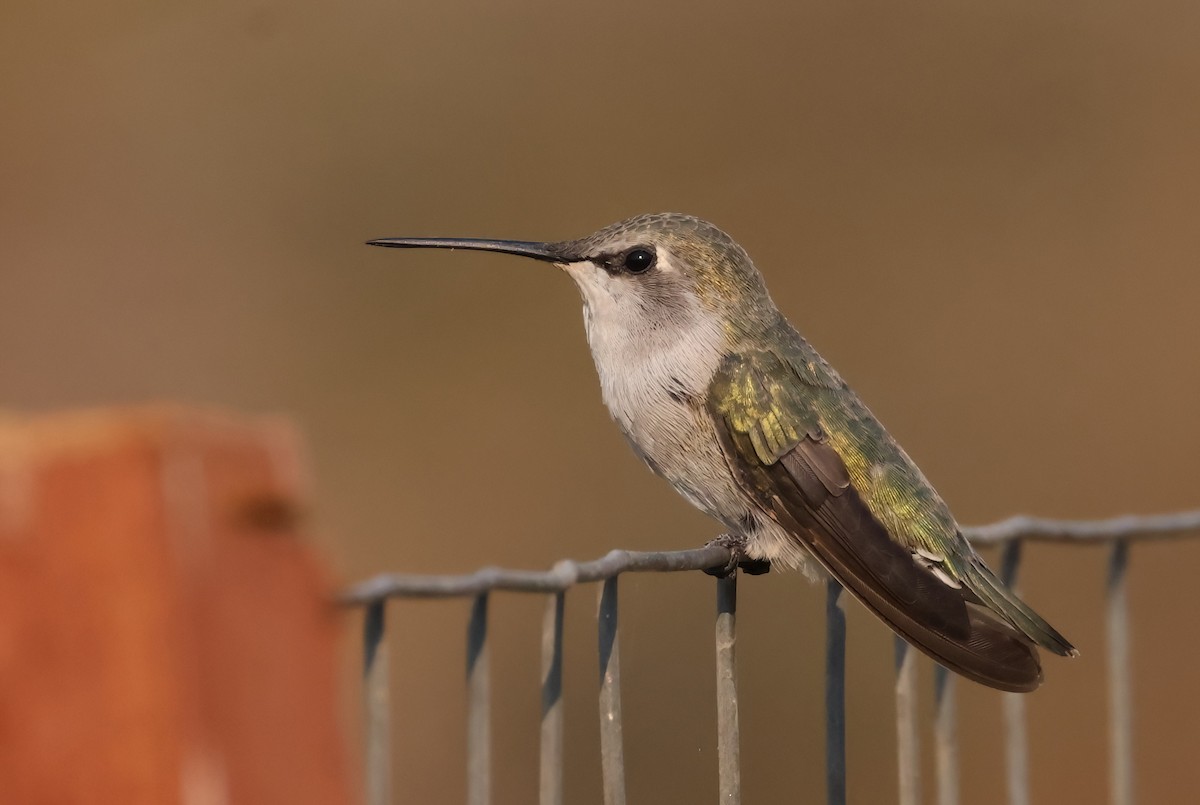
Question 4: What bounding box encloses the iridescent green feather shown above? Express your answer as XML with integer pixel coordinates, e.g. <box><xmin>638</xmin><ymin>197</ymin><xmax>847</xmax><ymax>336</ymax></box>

<box><xmin>711</xmin><ymin>340</ymin><xmax>1076</xmax><ymax>657</ymax></box>
<box><xmin>711</xmin><ymin>342</ymin><xmax>963</xmax><ymax>567</ymax></box>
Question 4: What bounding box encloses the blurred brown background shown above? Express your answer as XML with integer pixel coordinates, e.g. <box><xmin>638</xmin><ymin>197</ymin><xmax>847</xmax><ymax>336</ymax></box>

<box><xmin>3</xmin><ymin>1</ymin><xmax>1199</xmax><ymax>802</ymax></box>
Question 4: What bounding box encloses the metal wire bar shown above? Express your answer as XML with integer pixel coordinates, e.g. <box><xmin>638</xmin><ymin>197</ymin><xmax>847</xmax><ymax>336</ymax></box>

<box><xmin>467</xmin><ymin>594</ymin><xmax>491</xmax><ymax>805</ymax></box>
<box><xmin>894</xmin><ymin>638</ymin><xmax>921</xmax><ymax>805</ymax></box>
<box><xmin>826</xmin><ymin>580</ymin><xmax>847</xmax><ymax>805</ymax></box>
<box><xmin>597</xmin><ymin>577</ymin><xmax>626</xmax><ymax>805</ymax></box>
<box><xmin>715</xmin><ymin>574</ymin><xmax>741</xmax><ymax>804</ymax></box>
<box><xmin>347</xmin><ymin>509</ymin><xmax>1200</xmax><ymax>804</ymax></box>
<box><xmin>1107</xmin><ymin>540</ymin><xmax>1134</xmax><ymax>805</ymax></box>
<box><xmin>964</xmin><ymin>510</ymin><xmax>1200</xmax><ymax>544</ymax></box>
<box><xmin>363</xmin><ymin>601</ymin><xmax>391</xmax><ymax>805</ymax></box>
<box><xmin>342</xmin><ymin>510</ymin><xmax>1200</xmax><ymax>604</ymax></box>
<box><xmin>933</xmin><ymin>665</ymin><xmax>959</xmax><ymax>805</ymax></box>
<box><xmin>540</xmin><ymin>592</ymin><xmax>565</xmax><ymax>805</ymax></box>
<box><xmin>999</xmin><ymin>541</ymin><xmax>1031</xmax><ymax>805</ymax></box>
<box><xmin>343</xmin><ymin>547</ymin><xmax>731</xmax><ymax>603</ymax></box>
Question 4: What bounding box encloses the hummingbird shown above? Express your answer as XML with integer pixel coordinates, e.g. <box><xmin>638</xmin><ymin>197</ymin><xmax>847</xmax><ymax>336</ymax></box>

<box><xmin>367</xmin><ymin>213</ymin><xmax>1076</xmax><ymax>692</ymax></box>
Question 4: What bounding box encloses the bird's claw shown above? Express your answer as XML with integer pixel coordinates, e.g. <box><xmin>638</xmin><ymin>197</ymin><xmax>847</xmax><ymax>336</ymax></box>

<box><xmin>702</xmin><ymin>534</ymin><xmax>771</xmax><ymax>577</ymax></box>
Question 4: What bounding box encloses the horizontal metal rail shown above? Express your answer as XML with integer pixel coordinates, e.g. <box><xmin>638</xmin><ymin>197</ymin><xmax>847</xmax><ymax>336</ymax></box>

<box><xmin>342</xmin><ymin>511</ymin><xmax>1200</xmax><ymax>604</ymax></box>
<box><xmin>348</xmin><ymin>509</ymin><xmax>1200</xmax><ymax>805</ymax></box>
<box><xmin>964</xmin><ymin>510</ymin><xmax>1200</xmax><ymax>544</ymax></box>
<box><xmin>341</xmin><ymin>546</ymin><xmax>731</xmax><ymax>604</ymax></box>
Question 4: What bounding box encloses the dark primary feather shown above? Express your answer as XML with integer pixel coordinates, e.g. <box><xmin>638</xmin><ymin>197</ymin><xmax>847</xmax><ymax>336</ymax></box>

<box><xmin>708</xmin><ymin>344</ymin><xmax>1075</xmax><ymax>692</ymax></box>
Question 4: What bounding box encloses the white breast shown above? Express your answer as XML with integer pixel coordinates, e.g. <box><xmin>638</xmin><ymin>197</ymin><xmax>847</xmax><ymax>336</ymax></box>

<box><xmin>560</xmin><ymin>260</ymin><xmax>815</xmax><ymax>572</ymax></box>
<box><xmin>569</xmin><ymin>266</ymin><xmax>746</xmax><ymax>521</ymax></box>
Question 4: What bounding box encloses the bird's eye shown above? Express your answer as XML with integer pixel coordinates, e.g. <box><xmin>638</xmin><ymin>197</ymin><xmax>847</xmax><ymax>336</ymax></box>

<box><xmin>623</xmin><ymin>248</ymin><xmax>656</xmax><ymax>274</ymax></box>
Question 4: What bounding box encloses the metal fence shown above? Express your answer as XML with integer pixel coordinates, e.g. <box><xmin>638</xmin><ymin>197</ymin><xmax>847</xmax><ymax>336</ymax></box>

<box><xmin>341</xmin><ymin>510</ymin><xmax>1200</xmax><ymax>805</ymax></box>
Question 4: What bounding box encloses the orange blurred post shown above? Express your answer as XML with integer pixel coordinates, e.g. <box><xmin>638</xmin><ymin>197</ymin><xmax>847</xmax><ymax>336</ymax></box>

<box><xmin>0</xmin><ymin>407</ymin><xmax>353</xmax><ymax>805</ymax></box>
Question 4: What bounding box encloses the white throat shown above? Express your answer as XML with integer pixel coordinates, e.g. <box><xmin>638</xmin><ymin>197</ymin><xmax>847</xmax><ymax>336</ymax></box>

<box><xmin>562</xmin><ymin>260</ymin><xmax>727</xmax><ymax>428</ymax></box>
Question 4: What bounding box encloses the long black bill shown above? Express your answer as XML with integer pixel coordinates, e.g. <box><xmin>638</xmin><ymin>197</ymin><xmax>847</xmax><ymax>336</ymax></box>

<box><xmin>365</xmin><ymin>237</ymin><xmax>570</xmax><ymax>263</ymax></box>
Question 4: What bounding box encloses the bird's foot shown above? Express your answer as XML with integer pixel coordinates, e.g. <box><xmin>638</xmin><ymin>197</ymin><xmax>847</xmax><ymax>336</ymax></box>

<box><xmin>702</xmin><ymin>534</ymin><xmax>772</xmax><ymax>578</ymax></box>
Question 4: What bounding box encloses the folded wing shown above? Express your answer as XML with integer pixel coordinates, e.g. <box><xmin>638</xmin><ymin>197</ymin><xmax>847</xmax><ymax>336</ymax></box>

<box><xmin>708</xmin><ymin>347</ymin><xmax>1073</xmax><ymax>692</ymax></box>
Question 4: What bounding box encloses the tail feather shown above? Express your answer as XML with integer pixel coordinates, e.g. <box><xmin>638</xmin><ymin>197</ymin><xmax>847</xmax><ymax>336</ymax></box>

<box><xmin>962</xmin><ymin>557</ymin><xmax>1078</xmax><ymax>658</ymax></box>
<box><xmin>881</xmin><ymin>595</ymin><xmax>1047</xmax><ymax>692</ymax></box>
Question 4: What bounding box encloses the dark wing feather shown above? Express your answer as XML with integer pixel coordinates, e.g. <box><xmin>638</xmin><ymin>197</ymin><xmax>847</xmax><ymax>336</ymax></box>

<box><xmin>709</xmin><ymin>349</ymin><xmax>1048</xmax><ymax>692</ymax></box>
